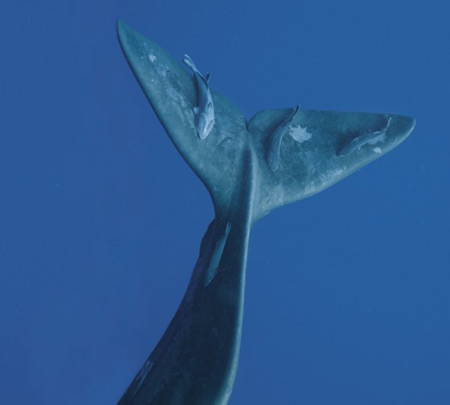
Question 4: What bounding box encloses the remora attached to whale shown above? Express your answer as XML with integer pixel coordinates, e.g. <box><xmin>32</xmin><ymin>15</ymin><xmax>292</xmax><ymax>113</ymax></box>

<box><xmin>183</xmin><ymin>54</ymin><xmax>215</xmax><ymax>140</ymax></box>
<box><xmin>116</xmin><ymin>20</ymin><xmax>415</xmax><ymax>405</ymax></box>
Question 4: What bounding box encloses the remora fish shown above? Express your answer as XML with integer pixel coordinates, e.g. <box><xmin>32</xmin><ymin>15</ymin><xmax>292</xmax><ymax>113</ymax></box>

<box><xmin>183</xmin><ymin>54</ymin><xmax>215</xmax><ymax>139</ymax></box>
<box><xmin>267</xmin><ymin>104</ymin><xmax>300</xmax><ymax>171</ymax></box>
<box><xmin>117</xmin><ymin>20</ymin><xmax>415</xmax><ymax>405</ymax></box>
<box><xmin>337</xmin><ymin>116</ymin><xmax>393</xmax><ymax>156</ymax></box>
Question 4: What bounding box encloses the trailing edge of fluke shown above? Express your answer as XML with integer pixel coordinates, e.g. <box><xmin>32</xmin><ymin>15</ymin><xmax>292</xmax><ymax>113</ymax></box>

<box><xmin>116</xmin><ymin>19</ymin><xmax>415</xmax><ymax>404</ymax></box>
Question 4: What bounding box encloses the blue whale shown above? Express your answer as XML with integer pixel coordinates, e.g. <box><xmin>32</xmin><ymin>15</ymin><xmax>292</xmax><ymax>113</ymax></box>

<box><xmin>117</xmin><ymin>20</ymin><xmax>415</xmax><ymax>404</ymax></box>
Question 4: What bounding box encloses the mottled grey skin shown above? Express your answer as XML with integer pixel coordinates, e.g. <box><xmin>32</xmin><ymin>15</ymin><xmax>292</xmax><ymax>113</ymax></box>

<box><xmin>117</xmin><ymin>19</ymin><xmax>415</xmax><ymax>405</ymax></box>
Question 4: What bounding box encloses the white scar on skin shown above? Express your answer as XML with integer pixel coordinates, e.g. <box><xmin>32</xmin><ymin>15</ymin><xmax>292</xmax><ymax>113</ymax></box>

<box><xmin>289</xmin><ymin>125</ymin><xmax>313</xmax><ymax>143</ymax></box>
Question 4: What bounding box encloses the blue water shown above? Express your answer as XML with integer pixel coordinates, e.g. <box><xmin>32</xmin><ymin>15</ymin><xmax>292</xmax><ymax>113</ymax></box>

<box><xmin>1</xmin><ymin>1</ymin><xmax>449</xmax><ymax>404</ymax></box>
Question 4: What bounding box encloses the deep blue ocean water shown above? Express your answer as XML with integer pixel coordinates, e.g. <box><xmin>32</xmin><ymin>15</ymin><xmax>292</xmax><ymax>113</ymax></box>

<box><xmin>1</xmin><ymin>1</ymin><xmax>449</xmax><ymax>404</ymax></box>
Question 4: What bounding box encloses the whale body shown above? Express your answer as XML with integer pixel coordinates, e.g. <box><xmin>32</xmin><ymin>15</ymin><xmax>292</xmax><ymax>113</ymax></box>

<box><xmin>117</xmin><ymin>20</ymin><xmax>415</xmax><ymax>404</ymax></box>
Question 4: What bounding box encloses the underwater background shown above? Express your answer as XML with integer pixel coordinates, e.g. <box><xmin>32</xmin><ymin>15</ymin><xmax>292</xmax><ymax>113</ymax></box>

<box><xmin>1</xmin><ymin>0</ymin><xmax>449</xmax><ymax>404</ymax></box>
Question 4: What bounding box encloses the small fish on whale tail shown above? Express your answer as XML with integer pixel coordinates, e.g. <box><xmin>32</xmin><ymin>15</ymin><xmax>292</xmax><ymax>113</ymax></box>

<box><xmin>266</xmin><ymin>104</ymin><xmax>301</xmax><ymax>171</ymax></box>
<box><xmin>182</xmin><ymin>53</ymin><xmax>215</xmax><ymax>140</ymax></box>
<box><xmin>337</xmin><ymin>116</ymin><xmax>393</xmax><ymax>157</ymax></box>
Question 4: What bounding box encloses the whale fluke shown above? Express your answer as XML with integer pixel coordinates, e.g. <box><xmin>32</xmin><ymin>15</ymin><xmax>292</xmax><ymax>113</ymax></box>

<box><xmin>116</xmin><ymin>19</ymin><xmax>415</xmax><ymax>404</ymax></box>
<box><xmin>117</xmin><ymin>20</ymin><xmax>414</xmax><ymax>222</ymax></box>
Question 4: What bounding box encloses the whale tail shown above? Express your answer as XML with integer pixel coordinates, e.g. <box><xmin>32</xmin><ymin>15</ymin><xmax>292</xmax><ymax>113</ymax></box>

<box><xmin>117</xmin><ymin>20</ymin><xmax>415</xmax><ymax>222</ymax></box>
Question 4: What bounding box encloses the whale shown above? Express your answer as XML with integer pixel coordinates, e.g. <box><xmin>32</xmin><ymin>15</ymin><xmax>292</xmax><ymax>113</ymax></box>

<box><xmin>116</xmin><ymin>19</ymin><xmax>415</xmax><ymax>404</ymax></box>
